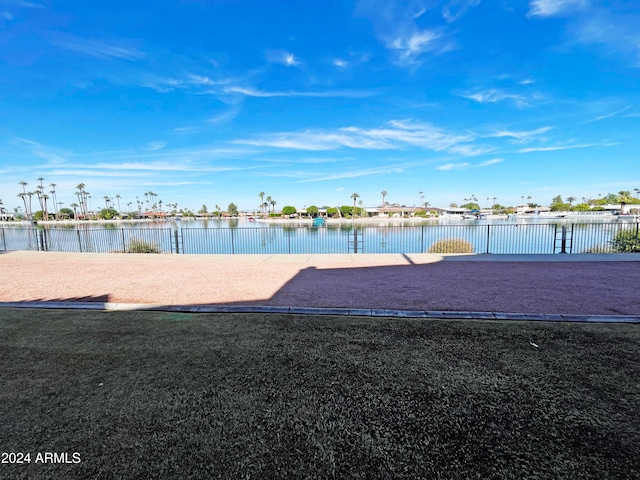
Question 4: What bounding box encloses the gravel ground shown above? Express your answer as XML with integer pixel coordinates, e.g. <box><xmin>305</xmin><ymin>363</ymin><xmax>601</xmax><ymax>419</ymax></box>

<box><xmin>1</xmin><ymin>251</ymin><xmax>639</xmax><ymax>315</ymax></box>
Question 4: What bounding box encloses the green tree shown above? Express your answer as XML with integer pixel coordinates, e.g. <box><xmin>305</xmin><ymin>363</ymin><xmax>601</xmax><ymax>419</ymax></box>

<box><xmin>282</xmin><ymin>206</ymin><xmax>296</xmax><ymax>215</ymax></box>
<box><xmin>59</xmin><ymin>207</ymin><xmax>74</xmax><ymax>219</ymax></box>
<box><xmin>259</xmin><ymin>192</ymin><xmax>265</xmax><ymax>215</ymax></box>
<box><xmin>326</xmin><ymin>207</ymin><xmax>338</xmax><ymax>217</ymax></box>
<box><xmin>198</xmin><ymin>204</ymin><xmax>209</xmax><ymax>216</ymax></box>
<box><xmin>572</xmin><ymin>203</ymin><xmax>591</xmax><ymax>212</ymax></box>
<box><xmin>550</xmin><ymin>195</ymin><xmax>569</xmax><ymax>211</ymax></box>
<box><xmin>98</xmin><ymin>207</ymin><xmax>119</xmax><ymax>219</ymax></box>
<box><xmin>381</xmin><ymin>190</ymin><xmax>387</xmax><ymax>206</ymax></box>
<box><xmin>339</xmin><ymin>205</ymin><xmax>353</xmax><ymax>216</ymax></box>
<box><xmin>227</xmin><ymin>203</ymin><xmax>238</xmax><ymax>216</ymax></box>
<box><xmin>306</xmin><ymin>205</ymin><xmax>318</xmax><ymax>217</ymax></box>
<box><xmin>617</xmin><ymin>191</ymin><xmax>633</xmax><ymax>212</ymax></box>
<box><xmin>460</xmin><ymin>202</ymin><xmax>480</xmax><ymax>210</ymax></box>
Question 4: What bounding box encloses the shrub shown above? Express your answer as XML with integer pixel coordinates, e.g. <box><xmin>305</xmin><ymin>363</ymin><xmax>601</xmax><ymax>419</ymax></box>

<box><xmin>610</xmin><ymin>229</ymin><xmax>640</xmax><ymax>253</ymax></box>
<box><xmin>428</xmin><ymin>238</ymin><xmax>474</xmax><ymax>254</ymax></box>
<box><xmin>127</xmin><ymin>237</ymin><xmax>162</xmax><ymax>253</ymax></box>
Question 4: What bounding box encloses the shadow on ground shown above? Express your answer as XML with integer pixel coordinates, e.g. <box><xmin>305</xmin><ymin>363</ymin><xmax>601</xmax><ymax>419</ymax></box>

<box><xmin>4</xmin><ymin>260</ymin><xmax>640</xmax><ymax>316</ymax></box>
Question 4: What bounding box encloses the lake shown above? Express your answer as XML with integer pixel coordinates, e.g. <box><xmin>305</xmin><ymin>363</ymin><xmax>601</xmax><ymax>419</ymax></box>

<box><xmin>1</xmin><ymin>216</ymin><xmax>638</xmax><ymax>255</ymax></box>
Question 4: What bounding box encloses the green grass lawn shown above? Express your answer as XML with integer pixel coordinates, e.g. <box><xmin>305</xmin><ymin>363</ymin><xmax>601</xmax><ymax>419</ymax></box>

<box><xmin>1</xmin><ymin>308</ymin><xmax>638</xmax><ymax>479</ymax></box>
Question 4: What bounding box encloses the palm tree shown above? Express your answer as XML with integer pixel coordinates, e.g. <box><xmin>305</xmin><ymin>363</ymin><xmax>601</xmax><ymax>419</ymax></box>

<box><xmin>36</xmin><ymin>185</ymin><xmax>46</xmax><ymax>219</ymax></box>
<box><xmin>566</xmin><ymin>196</ymin><xmax>576</xmax><ymax>206</ymax></box>
<box><xmin>49</xmin><ymin>183</ymin><xmax>58</xmax><ymax>220</ymax></box>
<box><xmin>41</xmin><ymin>194</ymin><xmax>50</xmax><ymax>220</ymax></box>
<box><xmin>70</xmin><ymin>203</ymin><xmax>79</xmax><ymax>220</ymax></box>
<box><xmin>617</xmin><ymin>190</ymin><xmax>633</xmax><ymax>213</ymax></box>
<box><xmin>215</xmin><ymin>204</ymin><xmax>221</xmax><ymax>218</ymax></box>
<box><xmin>270</xmin><ymin>198</ymin><xmax>277</xmax><ymax>214</ymax></box>
<box><xmin>17</xmin><ymin>193</ymin><xmax>29</xmax><ymax>220</ymax></box>
<box><xmin>27</xmin><ymin>192</ymin><xmax>35</xmax><ymax>220</ymax></box>
<box><xmin>76</xmin><ymin>183</ymin><xmax>88</xmax><ymax>218</ymax></box>
<box><xmin>115</xmin><ymin>194</ymin><xmax>121</xmax><ymax>212</ymax></box>
<box><xmin>259</xmin><ymin>192</ymin><xmax>265</xmax><ymax>216</ymax></box>
<box><xmin>381</xmin><ymin>190</ymin><xmax>387</xmax><ymax>207</ymax></box>
<box><xmin>351</xmin><ymin>193</ymin><xmax>360</xmax><ymax>216</ymax></box>
<box><xmin>419</xmin><ymin>191</ymin><xmax>424</xmax><ymax>207</ymax></box>
<box><xmin>266</xmin><ymin>196</ymin><xmax>272</xmax><ymax>214</ymax></box>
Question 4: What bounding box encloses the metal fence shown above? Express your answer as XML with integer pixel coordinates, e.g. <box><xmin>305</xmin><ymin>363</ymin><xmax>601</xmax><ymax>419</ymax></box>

<box><xmin>0</xmin><ymin>227</ymin><xmax>174</xmax><ymax>253</ymax></box>
<box><xmin>0</xmin><ymin>222</ymin><xmax>638</xmax><ymax>254</ymax></box>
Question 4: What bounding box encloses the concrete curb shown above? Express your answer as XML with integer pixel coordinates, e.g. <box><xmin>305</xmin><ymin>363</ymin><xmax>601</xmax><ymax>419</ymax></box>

<box><xmin>1</xmin><ymin>301</ymin><xmax>638</xmax><ymax>323</ymax></box>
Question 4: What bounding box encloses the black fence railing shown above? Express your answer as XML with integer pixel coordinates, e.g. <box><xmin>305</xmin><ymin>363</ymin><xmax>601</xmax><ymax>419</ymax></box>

<box><xmin>0</xmin><ymin>223</ymin><xmax>638</xmax><ymax>254</ymax></box>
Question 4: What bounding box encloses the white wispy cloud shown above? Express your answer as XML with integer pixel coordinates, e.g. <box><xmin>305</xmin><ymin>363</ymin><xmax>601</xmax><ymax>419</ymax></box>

<box><xmin>518</xmin><ymin>143</ymin><xmax>603</xmax><ymax>153</ymax></box>
<box><xmin>266</xmin><ymin>50</ymin><xmax>301</xmax><ymax>67</ymax></box>
<box><xmin>388</xmin><ymin>30</ymin><xmax>442</xmax><ymax>62</ymax></box>
<box><xmin>460</xmin><ymin>88</ymin><xmax>535</xmax><ymax>108</ymax></box>
<box><xmin>146</xmin><ymin>142</ymin><xmax>166</xmax><ymax>151</ymax></box>
<box><xmin>477</xmin><ymin>158</ymin><xmax>503</xmax><ymax>167</ymax></box>
<box><xmin>442</xmin><ymin>0</ymin><xmax>481</xmax><ymax>23</ymax></box>
<box><xmin>223</xmin><ymin>86</ymin><xmax>373</xmax><ymax>98</ymax></box>
<box><xmin>300</xmin><ymin>164</ymin><xmax>406</xmax><ymax>182</ymax></box>
<box><xmin>528</xmin><ymin>0</ymin><xmax>587</xmax><ymax>18</ymax></box>
<box><xmin>532</xmin><ymin>2</ymin><xmax>640</xmax><ymax>68</ymax></box>
<box><xmin>437</xmin><ymin>162</ymin><xmax>470</xmax><ymax>171</ymax></box>
<box><xmin>488</xmin><ymin>126</ymin><xmax>554</xmax><ymax>142</ymax></box>
<box><xmin>49</xmin><ymin>34</ymin><xmax>144</xmax><ymax>60</ymax></box>
<box><xmin>207</xmin><ymin>109</ymin><xmax>240</xmax><ymax>124</ymax></box>
<box><xmin>235</xmin><ymin>119</ymin><xmax>486</xmax><ymax>156</ymax></box>
<box><xmin>355</xmin><ymin>1</ymin><xmax>452</xmax><ymax>66</ymax></box>
<box><xmin>284</xmin><ymin>53</ymin><xmax>299</xmax><ymax>66</ymax></box>
<box><xmin>585</xmin><ymin>106</ymin><xmax>631</xmax><ymax>123</ymax></box>
<box><xmin>8</xmin><ymin>1</ymin><xmax>45</xmax><ymax>8</ymax></box>
<box><xmin>437</xmin><ymin>158</ymin><xmax>502</xmax><ymax>171</ymax></box>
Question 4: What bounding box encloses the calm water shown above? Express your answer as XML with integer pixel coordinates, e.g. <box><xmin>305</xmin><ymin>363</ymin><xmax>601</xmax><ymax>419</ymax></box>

<box><xmin>1</xmin><ymin>216</ymin><xmax>637</xmax><ymax>254</ymax></box>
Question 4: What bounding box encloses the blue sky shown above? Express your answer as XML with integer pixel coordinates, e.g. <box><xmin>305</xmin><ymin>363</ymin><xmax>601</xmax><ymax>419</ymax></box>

<box><xmin>1</xmin><ymin>0</ymin><xmax>639</xmax><ymax>213</ymax></box>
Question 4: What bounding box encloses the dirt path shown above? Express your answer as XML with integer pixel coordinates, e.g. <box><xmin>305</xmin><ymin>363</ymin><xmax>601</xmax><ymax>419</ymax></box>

<box><xmin>1</xmin><ymin>251</ymin><xmax>639</xmax><ymax>315</ymax></box>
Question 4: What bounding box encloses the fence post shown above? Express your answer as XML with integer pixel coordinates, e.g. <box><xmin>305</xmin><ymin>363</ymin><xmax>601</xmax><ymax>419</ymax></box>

<box><xmin>174</xmin><ymin>229</ymin><xmax>180</xmax><ymax>254</ymax></box>
<box><xmin>421</xmin><ymin>225</ymin><xmax>424</xmax><ymax>253</ymax></box>
<box><xmin>77</xmin><ymin>229</ymin><xmax>83</xmax><ymax>252</ymax></box>
<box><xmin>1</xmin><ymin>227</ymin><xmax>5</xmax><ymax>251</ymax></box>
<box><xmin>122</xmin><ymin>229</ymin><xmax>126</xmax><ymax>253</ymax></box>
<box><xmin>37</xmin><ymin>230</ymin><xmax>45</xmax><ymax>251</ymax></box>
<box><xmin>560</xmin><ymin>226</ymin><xmax>567</xmax><ymax>254</ymax></box>
<box><xmin>231</xmin><ymin>228</ymin><xmax>235</xmax><ymax>254</ymax></box>
<box><xmin>486</xmin><ymin>225</ymin><xmax>490</xmax><ymax>254</ymax></box>
<box><xmin>353</xmin><ymin>228</ymin><xmax>358</xmax><ymax>254</ymax></box>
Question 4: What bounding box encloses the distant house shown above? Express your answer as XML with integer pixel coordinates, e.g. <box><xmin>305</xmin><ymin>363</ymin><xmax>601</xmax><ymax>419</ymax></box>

<box><xmin>602</xmin><ymin>203</ymin><xmax>640</xmax><ymax>214</ymax></box>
